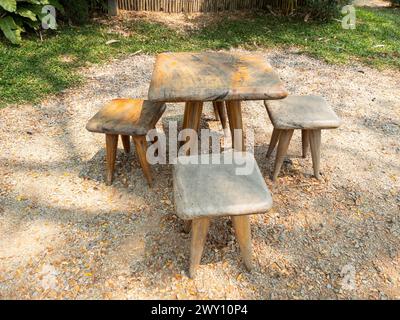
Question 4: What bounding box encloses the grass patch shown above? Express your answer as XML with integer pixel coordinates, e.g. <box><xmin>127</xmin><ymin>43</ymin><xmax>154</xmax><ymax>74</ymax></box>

<box><xmin>0</xmin><ymin>7</ymin><xmax>399</xmax><ymax>107</ymax></box>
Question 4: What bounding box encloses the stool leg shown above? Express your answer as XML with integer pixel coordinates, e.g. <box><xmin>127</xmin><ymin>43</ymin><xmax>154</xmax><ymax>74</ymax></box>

<box><xmin>213</xmin><ymin>101</ymin><xmax>227</xmax><ymax>130</ymax></box>
<box><xmin>309</xmin><ymin>129</ymin><xmax>322</xmax><ymax>179</ymax></box>
<box><xmin>267</xmin><ymin>128</ymin><xmax>281</xmax><ymax>158</ymax></box>
<box><xmin>189</xmin><ymin>217</ymin><xmax>210</xmax><ymax>278</ymax></box>
<box><xmin>121</xmin><ymin>135</ymin><xmax>131</xmax><ymax>154</ymax></box>
<box><xmin>105</xmin><ymin>134</ymin><xmax>118</xmax><ymax>185</ymax></box>
<box><xmin>213</xmin><ymin>102</ymin><xmax>220</xmax><ymax>121</ymax></box>
<box><xmin>183</xmin><ymin>220</ymin><xmax>192</xmax><ymax>234</ymax></box>
<box><xmin>133</xmin><ymin>136</ymin><xmax>153</xmax><ymax>186</ymax></box>
<box><xmin>301</xmin><ymin>130</ymin><xmax>309</xmax><ymax>158</ymax></box>
<box><xmin>272</xmin><ymin>129</ymin><xmax>294</xmax><ymax>181</ymax></box>
<box><xmin>232</xmin><ymin>215</ymin><xmax>253</xmax><ymax>271</ymax></box>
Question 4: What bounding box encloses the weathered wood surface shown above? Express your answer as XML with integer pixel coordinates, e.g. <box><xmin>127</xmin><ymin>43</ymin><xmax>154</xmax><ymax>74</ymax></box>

<box><xmin>86</xmin><ymin>99</ymin><xmax>166</xmax><ymax>136</ymax></box>
<box><xmin>148</xmin><ymin>52</ymin><xmax>288</xmax><ymax>102</ymax></box>
<box><xmin>265</xmin><ymin>95</ymin><xmax>341</xmax><ymax>130</ymax></box>
<box><xmin>231</xmin><ymin>215</ymin><xmax>253</xmax><ymax>271</ymax></box>
<box><xmin>265</xmin><ymin>95</ymin><xmax>340</xmax><ymax>180</ymax></box>
<box><xmin>105</xmin><ymin>134</ymin><xmax>119</xmax><ymax>185</ymax></box>
<box><xmin>272</xmin><ymin>129</ymin><xmax>294</xmax><ymax>181</ymax></box>
<box><xmin>133</xmin><ymin>135</ymin><xmax>153</xmax><ymax>186</ymax></box>
<box><xmin>226</xmin><ymin>100</ymin><xmax>245</xmax><ymax>151</ymax></box>
<box><xmin>173</xmin><ymin>152</ymin><xmax>273</xmax><ymax>219</ymax></box>
<box><xmin>212</xmin><ymin>101</ymin><xmax>227</xmax><ymax>129</ymax></box>
<box><xmin>189</xmin><ymin>217</ymin><xmax>210</xmax><ymax>278</ymax></box>
<box><xmin>309</xmin><ymin>129</ymin><xmax>322</xmax><ymax>179</ymax></box>
<box><xmin>266</xmin><ymin>128</ymin><xmax>280</xmax><ymax>158</ymax></box>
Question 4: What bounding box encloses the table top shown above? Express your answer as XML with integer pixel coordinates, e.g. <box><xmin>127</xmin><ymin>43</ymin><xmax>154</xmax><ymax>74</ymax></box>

<box><xmin>148</xmin><ymin>52</ymin><xmax>288</xmax><ymax>102</ymax></box>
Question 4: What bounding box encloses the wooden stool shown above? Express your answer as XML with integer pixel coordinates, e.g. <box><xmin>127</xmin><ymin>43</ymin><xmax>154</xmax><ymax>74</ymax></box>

<box><xmin>264</xmin><ymin>95</ymin><xmax>341</xmax><ymax>181</ymax></box>
<box><xmin>173</xmin><ymin>152</ymin><xmax>273</xmax><ymax>278</ymax></box>
<box><xmin>86</xmin><ymin>99</ymin><xmax>166</xmax><ymax>186</ymax></box>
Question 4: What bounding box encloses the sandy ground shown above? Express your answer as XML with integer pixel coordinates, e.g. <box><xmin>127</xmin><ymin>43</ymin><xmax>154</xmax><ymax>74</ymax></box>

<box><xmin>0</xmin><ymin>48</ymin><xmax>399</xmax><ymax>299</ymax></box>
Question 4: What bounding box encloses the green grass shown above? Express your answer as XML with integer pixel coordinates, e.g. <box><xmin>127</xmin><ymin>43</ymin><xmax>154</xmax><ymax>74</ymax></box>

<box><xmin>0</xmin><ymin>7</ymin><xmax>399</xmax><ymax>107</ymax></box>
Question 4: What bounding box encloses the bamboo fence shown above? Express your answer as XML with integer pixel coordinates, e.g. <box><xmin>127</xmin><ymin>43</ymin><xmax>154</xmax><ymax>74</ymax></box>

<box><xmin>115</xmin><ymin>0</ymin><xmax>301</xmax><ymax>13</ymax></box>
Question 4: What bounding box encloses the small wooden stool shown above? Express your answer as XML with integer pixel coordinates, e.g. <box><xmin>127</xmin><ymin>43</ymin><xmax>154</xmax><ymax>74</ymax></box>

<box><xmin>264</xmin><ymin>95</ymin><xmax>341</xmax><ymax>181</ymax></box>
<box><xmin>86</xmin><ymin>99</ymin><xmax>166</xmax><ymax>186</ymax></box>
<box><xmin>173</xmin><ymin>152</ymin><xmax>273</xmax><ymax>278</ymax></box>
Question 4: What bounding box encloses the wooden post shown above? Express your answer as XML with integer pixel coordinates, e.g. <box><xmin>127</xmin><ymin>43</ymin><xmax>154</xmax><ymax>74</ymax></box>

<box><xmin>108</xmin><ymin>0</ymin><xmax>118</xmax><ymax>16</ymax></box>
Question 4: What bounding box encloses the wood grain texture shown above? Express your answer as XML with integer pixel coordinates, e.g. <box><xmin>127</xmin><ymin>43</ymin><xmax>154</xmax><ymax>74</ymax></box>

<box><xmin>301</xmin><ymin>129</ymin><xmax>309</xmax><ymax>158</ymax></box>
<box><xmin>173</xmin><ymin>152</ymin><xmax>273</xmax><ymax>219</ymax></box>
<box><xmin>213</xmin><ymin>102</ymin><xmax>220</xmax><ymax>121</ymax></box>
<box><xmin>232</xmin><ymin>215</ymin><xmax>253</xmax><ymax>271</ymax></box>
<box><xmin>133</xmin><ymin>135</ymin><xmax>153</xmax><ymax>186</ymax></box>
<box><xmin>266</xmin><ymin>128</ymin><xmax>281</xmax><ymax>158</ymax></box>
<box><xmin>182</xmin><ymin>101</ymin><xmax>203</xmax><ymax>155</ymax></box>
<box><xmin>226</xmin><ymin>100</ymin><xmax>245</xmax><ymax>151</ymax></box>
<box><xmin>121</xmin><ymin>135</ymin><xmax>131</xmax><ymax>153</ymax></box>
<box><xmin>105</xmin><ymin>134</ymin><xmax>118</xmax><ymax>185</ymax></box>
<box><xmin>86</xmin><ymin>99</ymin><xmax>166</xmax><ymax>136</ymax></box>
<box><xmin>309</xmin><ymin>129</ymin><xmax>322</xmax><ymax>179</ymax></box>
<box><xmin>189</xmin><ymin>217</ymin><xmax>210</xmax><ymax>278</ymax></box>
<box><xmin>148</xmin><ymin>52</ymin><xmax>288</xmax><ymax>102</ymax></box>
<box><xmin>213</xmin><ymin>101</ymin><xmax>228</xmax><ymax>129</ymax></box>
<box><xmin>272</xmin><ymin>129</ymin><xmax>294</xmax><ymax>181</ymax></box>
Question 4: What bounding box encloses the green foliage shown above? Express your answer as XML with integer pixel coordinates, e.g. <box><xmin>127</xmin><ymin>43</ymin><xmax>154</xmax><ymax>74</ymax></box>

<box><xmin>59</xmin><ymin>0</ymin><xmax>107</xmax><ymax>25</ymax></box>
<box><xmin>88</xmin><ymin>0</ymin><xmax>108</xmax><ymax>11</ymax></box>
<box><xmin>0</xmin><ymin>0</ymin><xmax>63</xmax><ymax>44</ymax></box>
<box><xmin>0</xmin><ymin>7</ymin><xmax>399</xmax><ymax>107</ymax></box>
<box><xmin>390</xmin><ymin>0</ymin><xmax>400</xmax><ymax>6</ymax></box>
<box><xmin>60</xmin><ymin>0</ymin><xmax>89</xmax><ymax>25</ymax></box>
<box><xmin>299</xmin><ymin>0</ymin><xmax>343</xmax><ymax>20</ymax></box>
<box><xmin>0</xmin><ymin>15</ymin><xmax>22</xmax><ymax>44</ymax></box>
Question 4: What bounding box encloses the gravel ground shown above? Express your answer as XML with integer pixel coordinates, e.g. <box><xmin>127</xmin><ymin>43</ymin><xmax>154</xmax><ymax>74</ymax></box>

<box><xmin>0</xmin><ymin>48</ymin><xmax>399</xmax><ymax>300</ymax></box>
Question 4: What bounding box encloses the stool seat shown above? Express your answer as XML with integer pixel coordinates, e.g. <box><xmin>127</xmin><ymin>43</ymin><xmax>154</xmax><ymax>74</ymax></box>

<box><xmin>86</xmin><ymin>98</ymin><xmax>166</xmax><ymax>186</ymax></box>
<box><xmin>86</xmin><ymin>99</ymin><xmax>166</xmax><ymax>136</ymax></box>
<box><xmin>265</xmin><ymin>95</ymin><xmax>341</xmax><ymax>130</ymax></box>
<box><xmin>173</xmin><ymin>152</ymin><xmax>273</xmax><ymax>220</ymax></box>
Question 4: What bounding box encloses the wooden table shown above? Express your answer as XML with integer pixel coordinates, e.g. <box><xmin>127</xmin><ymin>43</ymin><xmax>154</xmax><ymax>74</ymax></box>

<box><xmin>148</xmin><ymin>51</ymin><xmax>288</xmax><ymax>150</ymax></box>
<box><xmin>148</xmin><ymin>52</ymin><xmax>288</xmax><ymax>239</ymax></box>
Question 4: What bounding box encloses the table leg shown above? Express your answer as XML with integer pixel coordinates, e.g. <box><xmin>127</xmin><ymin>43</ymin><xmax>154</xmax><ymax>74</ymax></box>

<box><xmin>225</xmin><ymin>100</ymin><xmax>245</xmax><ymax>151</ymax></box>
<box><xmin>184</xmin><ymin>101</ymin><xmax>203</xmax><ymax>131</ymax></box>
<box><xmin>182</xmin><ymin>101</ymin><xmax>203</xmax><ymax>155</ymax></box>
<box><xmin>213</xmin><ymin>101</ymin><xmax>228</xmax><ymax>130</ymax></box>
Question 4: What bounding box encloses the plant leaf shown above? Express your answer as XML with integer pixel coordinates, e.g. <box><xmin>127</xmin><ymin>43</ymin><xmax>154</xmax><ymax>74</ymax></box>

<box><xmin>0</xmin><ymin>15</ymin><xmax>22</xmax><ymax>44</ymax></box>
<box><xmin>0</xmin><ymin>0</ymin><xmax>17</xmax><ymax>12</ymax></box>
<box><xmin>16</xmin><ymin>8</ymin><xmax>37</xmax><ymax>21</ymax></box>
